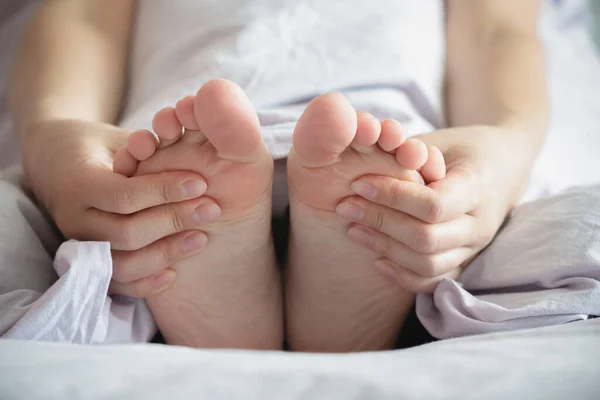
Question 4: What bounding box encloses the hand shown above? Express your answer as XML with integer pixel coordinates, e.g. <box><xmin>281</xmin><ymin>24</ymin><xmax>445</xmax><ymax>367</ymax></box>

<box><xmin>339</xmin><ymin>125</ymin><xmax>531</xmax><ymax>292</ymax></box>
<box><xmin>21</xmin><ymin>119</ymin><xmax>216</xmax><ymax>297</ymax></box>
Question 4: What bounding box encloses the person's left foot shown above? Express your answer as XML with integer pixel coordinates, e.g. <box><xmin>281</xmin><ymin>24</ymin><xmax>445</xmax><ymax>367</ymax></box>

<box><xmin>286</xmin><ymin>92</ymin><xmax>445</xmax><ymax>352</ymax></box>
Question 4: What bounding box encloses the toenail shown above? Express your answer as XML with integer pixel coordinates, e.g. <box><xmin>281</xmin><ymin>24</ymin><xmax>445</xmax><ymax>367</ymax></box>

<box><xmin>336</xmin><ymin>203</ymin><xmax>365</xmax><ymax>222</ymax></box>
<box><xmin>351</xmin><ymin>181</ymin><xmax>377</xmax><ymax>200</ymax></box>
<box><xmin>182</xmin><ymin>232</ymin><xmax>207</xmax><ymax>253</ymax></box>
<box><xmin>182</xmin><ymin>180</ymin><xmax>207</xmax><ymax>198</ymax></box>
<box><xmin>347</xmin><ymin>227</ymin><xmax>374</xmax><ymax>246</ymax></box>
<box><xmin>193</xmin><ymin>203</ymin><xmax>221</xmax><ymax>224</ymax></box>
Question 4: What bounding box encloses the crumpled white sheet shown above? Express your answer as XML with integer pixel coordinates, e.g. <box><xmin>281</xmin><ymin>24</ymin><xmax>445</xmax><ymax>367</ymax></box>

<box><xmin>417</xmin><ymin>185</ymin><xmax>600</xmax><ymax>338</ymax></box>
<box><xmin>3</xmin><ymin>241</ymin><xmax>156</xmax><ymax>343</ymax></box>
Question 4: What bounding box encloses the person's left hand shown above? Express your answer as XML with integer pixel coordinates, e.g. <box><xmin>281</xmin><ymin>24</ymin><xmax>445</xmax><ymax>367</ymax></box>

<box><xmin>336</xmin><ymin>125</ymin><xmax>533</xmax><ymax>293</ymax></box>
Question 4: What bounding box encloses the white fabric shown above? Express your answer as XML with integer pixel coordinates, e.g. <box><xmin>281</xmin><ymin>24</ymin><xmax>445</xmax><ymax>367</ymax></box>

<box><xmin>1</xmin><ymin>319</ymin><xmax>599</xmax><ymax>399</ymax></box>
<box><xmin>3</xmin><ymin>241</ymin><xmax>155</xmax><ymax>343</ymax></box>
<box><xmin>119</xmin><ymin>0</ymin><xmax>445</xmax><ymax>158</ymax></box>
<box><xmin>417</xmin><ymin>184</ymin><xmax>600</xmax><ymax>338</ymax></box>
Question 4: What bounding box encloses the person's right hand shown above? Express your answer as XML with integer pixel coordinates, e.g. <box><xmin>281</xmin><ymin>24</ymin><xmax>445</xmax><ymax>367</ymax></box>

<box><xmin>21</xmin><ymin>119</ymin><xmax>218</xmax><ymax>297</ymax></box>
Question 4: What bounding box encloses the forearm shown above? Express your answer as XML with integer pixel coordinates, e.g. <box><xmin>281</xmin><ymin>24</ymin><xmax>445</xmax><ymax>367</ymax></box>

<box><xmin>445</xmin><ymin>0</ymin><xmax>548</xmax><ymax>161</ymax></box>
<box><xmin>9</xmin><ymin>0</ymin><xmax>134</xmax><ymax>135</ymax></box>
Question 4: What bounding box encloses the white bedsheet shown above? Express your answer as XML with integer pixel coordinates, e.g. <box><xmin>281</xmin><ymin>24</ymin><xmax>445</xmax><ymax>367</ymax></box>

<box><xmin>1</xmin><ymin>319</ymin><xmax>599</xmax><ymax>399</ymax></box>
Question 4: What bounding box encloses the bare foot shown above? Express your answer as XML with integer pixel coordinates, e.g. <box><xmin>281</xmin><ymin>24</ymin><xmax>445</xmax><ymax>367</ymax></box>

<box><xmin>286</xmin><ymin>93</ymin><xmax>444</xmax><ymax>352</ymax></box>
<box><xmin>113</xmin><ymin>79</ymin><xmax>282</xmax><ymax>349</ymax></box>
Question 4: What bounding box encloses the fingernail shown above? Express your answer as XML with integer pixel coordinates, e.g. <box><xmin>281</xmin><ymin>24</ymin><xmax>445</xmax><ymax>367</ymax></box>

<box><xmin>347</xmin><ymin>227</ymin><xmax>374</xmax><ymax>246</ymax></box>
<box><xmin>351</xmin><ymin>181</ymin><xmax>377</xmax><ymax>200</ymax></box>
<box><xmin>374</xmin><ymin>260</ymin><xmax>397</xmax><ymax>282</ymax></box>
<box><xmin>154</xmin><ymin>270</ymin><xmax>175</xmax><ymax>289</ymax></box>
<box><xmin>182</xmin><ymin>180</ymin><xmax>207</xmax><ymax>198</ymax></box>
<box><xmin>182</xmin><ymin>232</ymin><xmax>207</xmax><ymax>253</ymax></box>
<box><xmin>193</xmin><ymin>203</ymin><xmax>221</xmax><ymax>223</ymax></box>
<box><xmin>336</xmin><ymin>203</ymin><xmax>364</xmax><ymax>222</ymax></box>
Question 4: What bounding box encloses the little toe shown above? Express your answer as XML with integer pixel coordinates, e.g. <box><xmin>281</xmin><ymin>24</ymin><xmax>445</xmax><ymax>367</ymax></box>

<box><xmin>395</xmin><ymin>138</ymin><xmax>428</xmax><ymax>170</ymax></box>
<box><xmin>420</xmin><ymin>145</ymin><xmax>446</xmax><ymax>183</ymax></box>
<box><xmin>127</xmin><ymin>129</ymin><xmax>158</xmax><ymax>161</ymax></box>
<box><xmin>351</xmin><ymin>112</ymin><xmax>381</xmax><ymax>151</ymax></box>
<box><xmin>152</xmin><ymin>107</ymin><xmax>184</xmax><ymax>148</ymax></box>
<box><xmin>113</xmin><ymin>146</ymin><xmax>138</xmax><ymax>177</ymax></box>
<box><xmin>377</xmin><ymin>120</ymin><xmax>406</xmax><ymax>152</ymax></box>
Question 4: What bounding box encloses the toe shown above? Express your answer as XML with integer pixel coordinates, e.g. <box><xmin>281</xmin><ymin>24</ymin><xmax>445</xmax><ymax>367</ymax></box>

<box><xmin>395</xmin><ymin>138</ymin><xmax>428</xmax><ymax>170</ymax></box>
<box><xmin>377</xmin><ymin>120</ymin><xmax>406</xmax><ymax>152</ymax></box>
<box><xmin>113</xmin><ymin>146</ymin><xmax>138</xmax><ymax>177</ymax></box>
<box><xmin>351</xmin><ymin>112</ymin><xmax>381</xmax><ymax>150</ymax></box>
<box><xmin>420</xmin><ymin>145</ymin><xmax>446</xmax><ymax>183</ymax></box>
<box><xmin>175</xmin><ymin>96</ymin><xmax>200</xmax><ymax>130</ymax></box>
<box><xmin>152</xmin><ymin>107</ymin><xmax>184</xmax><ymax>147</ymax></box>
<box><xmin>292</xmin><ymin>92</ymin><xmax>357</xmax><ymax>167</ymax></box>
<box><xmin>194</xmin><ymin>79</ymin><xmax>265</xmax><ymax>162</ymax></box>
<box><xmin>127</xmin><ymin>129</ymin><xmax>158</xmax><ymax>161</ymax></box>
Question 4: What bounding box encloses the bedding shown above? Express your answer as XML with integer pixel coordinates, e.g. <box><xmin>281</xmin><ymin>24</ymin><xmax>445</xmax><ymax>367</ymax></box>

<box><xmin>1</xmin><ymin>319</ymin><xmax>599</xmax><ymax>399</ymax></box>
<box><xmin>0</xmin><ymin>0</ymin><xmax>599</xmax><ymax>398</ymax></box>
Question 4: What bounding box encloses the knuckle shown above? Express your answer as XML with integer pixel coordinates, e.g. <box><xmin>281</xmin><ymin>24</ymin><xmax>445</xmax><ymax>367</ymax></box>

<box><xmin>387</xmin><ymin>180</ymin><xmax>403</xmax><ymax>208</ymax></box>
<box><xmin>110</xmin><ymin>190</ymin><xmax>136</xmax><ymax>214</ymax></box>
<box><xmin>156</xmin><ymin>178</ymin><xmax>172</xmax><ymax>204</ymax></box>
<box><xmin>372</xmin><ymin>209</ymin><xmax>385</xmax><ymax>231</ymax></box>
<box><xmin>426</xmin><ymin>195</ymin><xmax>445</xmax><ymax>223</ymax></box>
<box><xmin>411</xmin><ymin>226</ymin><xmax>438</xmax><ymax>254</ymax></box>
<box><xmin>421</xmin><ymin>256</ymin><xmax>441</xmax><ymax>278</ymax></box>
<box><xmin>168</xmin><ymin>205</ymin><xmax>187</xmax><ymax>233</ymax></box>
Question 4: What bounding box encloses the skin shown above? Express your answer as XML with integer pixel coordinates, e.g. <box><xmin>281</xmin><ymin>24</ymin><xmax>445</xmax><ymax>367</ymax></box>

<box><xmin>9</xmin><ymin>0</ymin><xmax>547</xmax><ymax>347</ymax></box>
<box><xmin>342</xmin><ymin>0</ymin><xmax>548</xmax><ymax>292</ymax></box>
<box><xmin>9</xmin><ymin>0</ymin><xmax>210</xmax><ymax>297</ymax></box>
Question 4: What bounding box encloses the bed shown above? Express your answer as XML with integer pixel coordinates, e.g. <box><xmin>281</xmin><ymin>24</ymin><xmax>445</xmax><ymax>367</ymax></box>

<box><xmin>0</xmin><ymin>1</ymin><xmax>599</xmax><ymax>399</ymax></box>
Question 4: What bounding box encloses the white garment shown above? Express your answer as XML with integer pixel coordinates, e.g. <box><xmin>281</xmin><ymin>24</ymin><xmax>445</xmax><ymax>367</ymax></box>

<box><xmin>119</xmin><ymin>0</ymin><xmax>446</xmax><ymax>158</ymax></box>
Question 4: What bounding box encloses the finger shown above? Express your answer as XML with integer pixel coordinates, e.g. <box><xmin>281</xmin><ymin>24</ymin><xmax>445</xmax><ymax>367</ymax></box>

<box><xmin>375</xmin><ymin>258</ymin><xmax>463</xmax><ymax>294</ymax></box>
<box><xmin>347</xmin><ymin>225</ymin><xmax>476</xmax><ymax>277</ymax></box>
<box><xmin>111</xmin><ymin>230</ymin><xmax>207</xmax><ymax>283</ymax></box>
<box><xmin>350</xmin><ymin>168</ymin><xmax>480</xmax><ymax>223</ymax></box>
<box><xmin>109</xmin><ymin>268</ymin><xmax>176</xmax><ymax>298</ymax></box>
<box><xmin>81</xmin><ymin>168</ymin><xmax>208</xmax><ymax>214</ymax></box>
<box><xmin>84</xmin><ymin>196</ymin><xmax>221</xmax><ymax>251</ymax></box>
<box><xmin>337</xmin><ymin>196</ymin><xmax>478</xmax><ymax>253</ymax></box>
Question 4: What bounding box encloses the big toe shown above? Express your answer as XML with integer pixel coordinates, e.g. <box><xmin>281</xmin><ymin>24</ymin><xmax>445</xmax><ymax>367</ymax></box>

<box><xmin>292</xmin><ymin>92</ymin><xmax>357</xmax><ymax>167</ymax></box>
<box><xmin>194</xmin><ymin>79</ymin><xmax>265</xmax><ymax>163</ymax></box>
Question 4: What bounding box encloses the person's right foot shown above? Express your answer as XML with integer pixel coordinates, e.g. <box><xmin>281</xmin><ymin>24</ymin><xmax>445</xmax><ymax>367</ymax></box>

<box><xmin>286</xmin><ymin>93</ymin><xmax>444</xmax><ymax>352</ymax></box>
<box><xmin>114</xmin><ymin>79</ymin><xmax>282</xmax><ymax>349</ymax></box>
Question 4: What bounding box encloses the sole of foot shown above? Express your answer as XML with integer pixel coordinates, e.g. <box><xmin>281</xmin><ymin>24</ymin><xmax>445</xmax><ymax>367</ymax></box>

<box><xmin>114</xmin><ymin>79</ymin><xmax>282</xmax><ymax>350</ymax></box>
<box><xmin>286</xmin><ymin>92</ymin><xmax>443</xmax><ymax>352</ymax></box>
